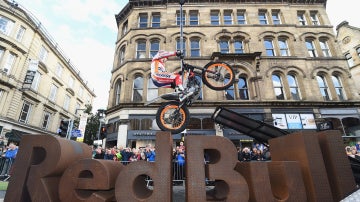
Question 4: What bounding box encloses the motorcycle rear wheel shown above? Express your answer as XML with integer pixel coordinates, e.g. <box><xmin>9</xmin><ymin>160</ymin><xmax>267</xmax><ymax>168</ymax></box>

<box><xmin>156</xmin><ymin>101</ymin><xmax>190</xmax><ymax>134</ymax></box>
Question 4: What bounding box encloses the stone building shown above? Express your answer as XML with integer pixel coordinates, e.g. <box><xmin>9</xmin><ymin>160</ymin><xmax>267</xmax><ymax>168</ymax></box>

<box><xmin>335</xmin><ymin>21</ymin><xmax>360</xmax><ymax>144</ymax></box>
<box><xmin>106</xmin><ymin>0</ymin><xmax>360</xmax><ymax>148</ymax></box>
<box><xmin>0</xmin><ymin>0</ymin><xmax>96</xmax><ymax>142</ymax></box>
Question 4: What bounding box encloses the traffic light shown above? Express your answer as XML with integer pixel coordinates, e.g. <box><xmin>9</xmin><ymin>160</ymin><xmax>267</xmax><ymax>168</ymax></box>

<box><xmin>100</xmin><ymin>125</ymin><xmax>107</xmax><ymax>139</ymax></box>
<box><xmin>58</xmin><ymin>120</ymin><xmax>69</xmax><ymax>137</ymax></box>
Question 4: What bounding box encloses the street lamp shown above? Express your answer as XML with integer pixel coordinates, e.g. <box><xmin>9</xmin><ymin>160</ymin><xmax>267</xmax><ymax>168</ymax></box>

<box><xmin>97</xmin><ymin>109</ymin><xmax>106</xmax><ymax>141</ymax></box>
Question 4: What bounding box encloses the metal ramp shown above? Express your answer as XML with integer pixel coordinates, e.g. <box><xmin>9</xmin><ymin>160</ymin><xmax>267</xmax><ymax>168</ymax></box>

<box><xmin>211</xmin><ymin>106</ymin><xmax>289</xmax><ymax>145</ymax></box>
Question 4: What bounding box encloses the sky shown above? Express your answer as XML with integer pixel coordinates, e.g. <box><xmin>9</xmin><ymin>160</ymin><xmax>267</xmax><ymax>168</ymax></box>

<box><xmin>13</xmin><ymin>0</ymin><xmax>359</xmax><ymax>113</ymax></box>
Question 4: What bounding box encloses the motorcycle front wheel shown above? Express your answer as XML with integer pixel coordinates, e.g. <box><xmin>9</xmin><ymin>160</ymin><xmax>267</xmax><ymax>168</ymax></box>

<box><xmin>202</xmin><ymin>62</ymin><xmax>235</xmax><ymax>90</ymax></box>
<box><xmin>156</xmin><ymin>101</ymin><xmax>190</xmax><ymax>134</ymax></box>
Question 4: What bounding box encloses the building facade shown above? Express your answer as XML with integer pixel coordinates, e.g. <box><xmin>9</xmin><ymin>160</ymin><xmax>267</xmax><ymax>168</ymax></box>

<box><xmin>106</xmin><ymin>0</ymin><xmax>360</xmax><ymax>148</ymax></box>
<box><xmin>0</xmin><ymin>0</ymin><xmax>96</xmax><ymax>142</ymax></box>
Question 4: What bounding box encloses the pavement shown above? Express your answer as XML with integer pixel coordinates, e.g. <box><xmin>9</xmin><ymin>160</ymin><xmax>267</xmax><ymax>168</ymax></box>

<box><xmin>0</xmin><ymin>187</ymin><xmax>187</xmax><ymax>202</ymax></box>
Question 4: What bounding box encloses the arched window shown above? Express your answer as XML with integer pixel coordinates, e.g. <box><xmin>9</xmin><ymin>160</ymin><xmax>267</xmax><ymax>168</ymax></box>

<box><xmin>331</xmin><ymin>75</ymin><xmax>345</xmax><ymax>101</ymax></box>
<box><xmin>219</xmin><ymin>38</ymin><xmax>229</xmax><ymax>53</ymax></box>
<box><xmin>305</xmin><ymin>39</ymin><xmax>317</xmax><ymax>57</ymax></box>
<box><xmin>119</xmin><ymin>46</ymin><xmax>125</xmax><ymax>65</ymax></box>
<box><xmin>195</xmin><ymin>75</ymin><xmax>203</xmax><ymax>100</ymax></box>
<box><xmin>115</xmin><ymin>79</ymin><xmax>121</xmax><ymax>105</ymax></box>
<box><xmin>136</xmin><ymin>40</ymin><xmax>146</xmax><ymax>59</ymax></box>
<box><xmin>238</xmin><ymin>76</ymin><xmax>249</xmax><ymax>100</ymax></box>
<box><xmin>272</xmin><ymin>74</ymin><xmax>284</xmax><ymax>100</ymax></box>
<box><xmin>224</xmin><ymin>75</ymin><xmax>235</xmax><ymax>100</ymax></box>
<box><xmin>319</xmin><ymin>38</ymin><xmax>331</xmax><ymax>57</ymax></box>
<box><xmin>176</xmin><ymin>38</ymin><xmax>187</xmax><ymax>56</ymax></box>
<box><xmin>234</xmin><ymin>39</ymin><xmax>244</xmax><ymax>53</ymax></box>
<box><xmin>190</xmin><ymin>38</ymin><xmax>200</xmax><ymax>57</ymax></box>
<box><xmin>345</xmin><ymin>53</ymin><xmax>354</xmax><ymax>67</ymax></box>
<box><xmin>147</xmin><ymin>75</ymin><xmax>158</xmax><ymax>101</ymax></box>
<box><xmin>287</xmin><ymin>75</ymin><xmax>300</xmax><ymax>100</ymax></box>
<box><xmin>132</xmin><ymin>75</ymin><xmax>144</xmax><ymax>102</ymax></box>
<box><xmin>264</xmin><ymin>38</ymin><xmax>275</xmax><ymax>56</ymax></box>
<box><xmin>150</xmin><ymin>39</ymin><xmax>160</xmax><ymax>58</ymax></box>
<box><xmin>316</xmin><ymin>75</ymin><xmax>330</xmax><ymax>101</ymax></box>
<box><xmin>278</xmin><ymin>38</ymin><xmax>290</xmax><ymax>56</ymax></box>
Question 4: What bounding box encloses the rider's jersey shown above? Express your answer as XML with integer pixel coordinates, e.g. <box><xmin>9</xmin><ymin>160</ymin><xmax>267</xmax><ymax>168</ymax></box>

<box><xmin>151</xmin><ymin>50</ymin><xmax>177</xmax><ymax>74</ymax></box>
<box><xmin>150</xmin><ymin>50</ymin><xmax>180</xmax><ymax>88</ymax></box>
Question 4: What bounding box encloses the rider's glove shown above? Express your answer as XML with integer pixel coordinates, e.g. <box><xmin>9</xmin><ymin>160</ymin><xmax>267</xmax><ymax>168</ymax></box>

<box><xmin>176</xmin><ymin>50</ymin><xmax>183</xmax><ymax>59</ymax></box>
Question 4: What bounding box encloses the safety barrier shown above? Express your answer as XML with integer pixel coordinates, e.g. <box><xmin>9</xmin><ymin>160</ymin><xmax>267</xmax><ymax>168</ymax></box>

<box><xmin>0</xmin><ymin>157</ymin><xmax>14</xmax><ymax>181</ymax></box>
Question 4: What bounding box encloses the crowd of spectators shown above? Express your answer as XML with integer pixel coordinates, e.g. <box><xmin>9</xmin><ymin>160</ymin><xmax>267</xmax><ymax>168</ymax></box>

<box><xmin>346</xmin><ymin>141</ymin><xmax>360</xmax><ymax>160</ymax></box>
<box><xmin>237</xmin><ymin>143</ymin><xmax>271</xmax><ymax>162</ymax></box>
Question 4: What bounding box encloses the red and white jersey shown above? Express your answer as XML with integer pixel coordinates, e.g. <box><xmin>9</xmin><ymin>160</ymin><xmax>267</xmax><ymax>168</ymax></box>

<box><xmin>151</xmin><ymin>50</ymin><xmax>177</xmax><ymax>74</ymax></box>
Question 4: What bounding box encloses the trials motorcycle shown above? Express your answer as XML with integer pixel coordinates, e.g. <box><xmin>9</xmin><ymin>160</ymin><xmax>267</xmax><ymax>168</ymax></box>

<box><xmin>145</xmin><ymin>58</ymin><xmax>235</xmax><ymax>134</ymax></box>
<box><xmin>145</xmin><ymin>0</ymin><xmax>235</xmax><ymax>134</ymax></box>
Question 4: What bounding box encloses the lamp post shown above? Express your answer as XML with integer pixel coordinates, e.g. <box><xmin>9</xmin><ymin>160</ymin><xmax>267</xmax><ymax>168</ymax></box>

<box><xmin>97</xmin><ymin>109</ymin><xmax>106</xmax><ymax>141</ymax></box>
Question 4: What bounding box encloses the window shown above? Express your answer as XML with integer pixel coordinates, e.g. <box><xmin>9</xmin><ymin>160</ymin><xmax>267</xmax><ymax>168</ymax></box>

<box><xmin>237</xmin><ymin>10</ymin><xmax>246</xmax><ymax>24</ymax></box>
<box><xmin>0</xmin><ymin>48</ymin><xmax>4</xmax><ymax>61</ymax></box>
<box><xmin>238</xmin><ymin>77</ymin><xmax>249</xmax><ymax>100</ymax></box>
<box><xmin>278</xmin><ymin>39</ymin><xmax>289</xmax><ymax>56</ymax></box>
<box><xmin>41</xmin><ymin>111</ymin><xmax>51</xmax><ymax>130</ymax></box>
<box><xmin>132</xmin><ymin>75</ymin><xmax>143</xmax><ymax>102</ymax></box>
<box><xmin>345</xmin><ymin>53</ymin><xmax>354</xmax><ymax>67</ymax></box>
<box><xmin>258</xmin><ymin>11</ymin><xmax>268</xmax><ymax>25</ymax></box>
<box><xmin>224</xmin><ymin>79</ymin><xmax>235</xmax><ymax>100</ymax></box>
<box><xmin>30</xmin><ymin>71</ymin><xmax>41</xmax><ymax>91</ymax></box>
<box><xmin>297</xmin><ymin>12</ymin><xmax>307</xmax><ymax>25</ymax></box>
<box><xmin>305</xmin><ymin>39</ymin><xmax>317</xmax><ymax>57</ymax></box>
<box><xmin>195</xmin><ymin>75</ymin><xmax>203</xmax><ymax>100</ymax></box>
<box><xmin>287</xmin><ymin>75</ymin><xmax>300</xmax><ymax>100</ymax></box>
<box><xmin>219</xmin><ymin>39</ymin><xmax>229</xmax><ymax>53</ymax></box>
<box><xmin>264</xmin><ymin>39</ymin><xmax>275</xmax><ymax>56</ymax></box>
<box><xmin>49</xmin><ymin>84</ymin><xmax>58</xmax><ymax>102</ymax></box>
<box><xmin>189</xmin><ymin>11</ymin><xmax>199</xmax><ymax>25</ymax></box>
<box><xmin>357</xmin><ymin>47</ymin><xmax>360</xmax><ymax>57</ymax></box>
<box><xmin>138</xmin><ymin>13</ymin><xmax>148</xmax><ymax>28</ymax></box>
<box><xmin>224</xmin><ymin>10</ymin><xmax>233</xmax><ymax>25</ymax></box>
<box><xmin>147</xmin><ymin>75</ymin><xmax>158</xmax><ymax>101</ymax></box>
<box><xmin>39</xmin><ymin>45</ymin><xmax>48</xmax><ymax>62</ymax></box>
<box><xmin>316</xmin><ymin>75</ymin><xmax>330</xmax><ymax>101</ymax></box>
<box><xmin>115</xmin><ymin>80</ymin><xmax>121</xmax><ymax>105</ymax></box>
<box><xmin>55</xmin><ymin>63</ymin><xmax>63</xmax><ymax>77</ymax></box>
<box><xmin>63</xmin><ymin>95</ymin><xmax>70</xmax><ymax>110</ymax></box>
<box><xmin>190</xmin><ymin>38</ymin><xmax>200</xmax><ymax>57</ymax></box>
<box><xmin>68</xmin><ymin>76</ymin><xmax>74</xmax><ymax>89</ymax></box>
<box><xmin>310</xmin><ymin>12</ymin><xmax>319</xmax><ymax>25</ymax></box>
<box><xmin>16</xmin><ymin>26</ymin><xmax>26</xmax><ymax>42</ymax></box>
<box><xmin>75</xmin><ymin>102</ymin><xmax>80</xmax><ymax>115</ymax></box>
<box><xmin>176</xmin><ymin>11</ymin><xmax>186</xmax><ymax>26</ymax></box>
<box><xmin>0</xmin><ymin>15</ymin><xmax>14</xmax><ymax>36</ymax></box>
<box><xmin>272</xmin><ymin>74</ymin><xmax>284</xmax><ymax>100</ymax></box>
<box><xmin>319</xmin><ymin>39</ymin><xmax>331</xmax><ymax>57</ymax></box>
<box><xmin>119</xmin><ymin>46</ymin><xmax>125</xmax><ymax>64</ymax></box>
<box><xmin>331</xmin><ymin>75</ymin><xmax>345</xmax><ymax>101</ymax></box>
<box><xmin>3</xmin><ymin>52</ymin><xmax>16</xmax><ymax>74</ymax></box>
<box><xmin>271</xmin><ymin>11</ymin><xmax>281</xmax><ymax>25</ymax></box>
<box><xmin>234</xmin><ymin>39</ymin><xmax>244</xmax><ymax>53</ymax></box>
<box><xmin>151</xmin><ymin>13</ymin><xmax>160</xmax><ymax>27</ymax></box>
<box><xmin>150</xmin><ymin>40</ymin><xmax>160</xmax><ymax>58</ymax></box>
<box><xmin>210</xmin><ymin>10</ymin><xmax>220</xmax><ymax>25</ymax></box>
<box><xmin>176</xmin><ymin>38</ymin><xmax>186</xmax><ymax>56</ymax></box>
<box><xmin>122</xmin><ymin>21</ymin><xmax>128</xmax><ymax>36</ymax></box>
<box><xmin>136</xmin><ymin>40</ymin><xmax>146</xmax><ymax>59</ymax></box>
<box><xmin>78</xmin><ymin>86</ymin><xmax>84</xmax><ymax>98</ymax></box>
<box><xmin>19</xmin><ymin>101</ymin><xmax>32</xmax><ymax>123</ymax></box>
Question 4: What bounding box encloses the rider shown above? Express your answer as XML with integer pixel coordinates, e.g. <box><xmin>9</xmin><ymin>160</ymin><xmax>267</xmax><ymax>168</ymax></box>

<box><xmin>151</xmin><ymin>50</ymin><xmax>191</xmax><ymax>101</ymax></box>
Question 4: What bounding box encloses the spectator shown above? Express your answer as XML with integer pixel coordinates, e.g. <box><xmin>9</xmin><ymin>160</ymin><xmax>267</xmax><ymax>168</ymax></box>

<box><xmin>1</xmin><ymin>142</ymin><xmax>18</xmax><ymax>177</ymax></box>
<box><xmin>242</xmin><ymin>147</ymin><xmax>251</xmax><ymax>161</ymax></box>
<box><xmin>145</xmin><ymin>144</ymin><xmax>156</xmax><ymax>162</ymax></box>
<box><xmin>104</xmin><ymin>148</ymin><xmax>114</xmax><ymax>160</ymax></box>
<box><xmin>130</xmin><ymin>148</ymin><xmax>140</xmax><ymax>162</ymax></box>
<box><xmin>93</xmin><ymin>146</ymin><xmax>105</xmax><ymax>159</ymax></box>
<box><xmin>121</xmin><ymin>147</ymin><xmax>132</xmax><ymax>162</ymax></box>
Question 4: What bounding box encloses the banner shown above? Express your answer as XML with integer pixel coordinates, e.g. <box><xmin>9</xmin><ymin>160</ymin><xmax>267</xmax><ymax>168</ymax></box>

<box><xmin>22</xmin><ymin>60</ymin><xmax>39</xmax><ymax>89</ymax></box>
<box><xmin>76</xmin><ymin>113</ymin><xmax>88</xmax><ymax>142</ymax></box>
